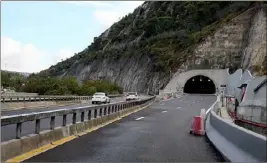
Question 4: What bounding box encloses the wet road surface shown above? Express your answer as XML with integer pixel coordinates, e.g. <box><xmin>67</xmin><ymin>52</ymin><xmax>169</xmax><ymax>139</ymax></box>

<box><xmin>25</xmin><ymin>95</ymin><xmax>224</xmax><ymax>162</ymax></box>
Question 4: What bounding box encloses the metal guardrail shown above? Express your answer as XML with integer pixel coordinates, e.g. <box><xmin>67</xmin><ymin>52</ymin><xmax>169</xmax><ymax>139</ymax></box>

<box><xmin>1</xmin><ymin>96</ymin><xmax>155</xmax><ymax>139</ymax></box>
<box><xmin>1</xmin><ymin>92</ymin><xmax>38</xmax><ymax>97</ymax></box>
<box><xmin>1</xmin><ymin>94</ymin><xmax>123</xmax><ymax>103</ymax></box>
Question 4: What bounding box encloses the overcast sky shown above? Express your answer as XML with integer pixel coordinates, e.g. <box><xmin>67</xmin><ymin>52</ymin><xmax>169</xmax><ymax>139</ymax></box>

<box><xmin>1</xmin><ymin>1</ymin><xmax>144</xmax><ymax>73</ymax></box>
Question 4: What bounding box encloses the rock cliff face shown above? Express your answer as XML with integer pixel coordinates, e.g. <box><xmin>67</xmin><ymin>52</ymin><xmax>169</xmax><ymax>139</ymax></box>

<box><xmin>241</xmin><ymin>5</ymin><xmax>266</xmax><ymax>76</ymax></box>
<box><xmin>176</xmin><ymin>4</ymin><xmax>266</xmax><ymax>75</ymax></box>
<box><xmin>65</xmin><ymin>55</ymin><xmax>170</xmax><ymax>94</ymax></box>
<box><xmin>42</xmin><ymin>2</ymin><xmax>266</xmax><ymax>94</ymax></box>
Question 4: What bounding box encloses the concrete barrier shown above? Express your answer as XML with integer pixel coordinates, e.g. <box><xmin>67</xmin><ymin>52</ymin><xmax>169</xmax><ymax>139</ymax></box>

<box><xmin>1</xmin><ymin>97</ymin><xmax>155</xmax><ymax>162</ymax></box>
<box><xmin>205</xmin><ymin>102</ymin><xmax>267</xmax><ymax>162</ymax></box>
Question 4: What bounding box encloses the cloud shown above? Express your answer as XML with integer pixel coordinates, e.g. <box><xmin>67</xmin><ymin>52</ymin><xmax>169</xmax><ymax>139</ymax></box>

<box><xmin>1</xmin><ymin>2</ymin><xmax>144</xmax><ymax>73</ymax></box>
<box><xmin>53</xmin><ymin>49</ymin><xmax>74</xmax><ymax>63</ymax></box>
<box><xmin>62</xmin><ymin>1</ymin><xmax>144</xmax><ymax>29</ymax></box>
<box><xmin>1</xmin><ymin>36</ymin><xmax>74</xmax><ymax>73</ymax></box>
<box><xmin>93</xmin><ymin>1</ymin><xmax>144</xmax><ymax>29</ymax></box>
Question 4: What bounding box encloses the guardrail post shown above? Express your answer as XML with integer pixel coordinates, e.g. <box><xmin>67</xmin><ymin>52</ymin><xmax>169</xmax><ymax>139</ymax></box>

<box><xmin>50</xmin><ymin>116</ymin><xmax>55</xmax><ymax>130</ymax></box>
<box><xmin>112</xmin><ymin>106</ymin><xmax>114</xmax><ymax>113</ymax></box>
<box><xmin>73</xmin><ymin>112</ymin><xmax>77</xmax><ymax>124</ymax></box>
<box><xmin>3</xmin><ymin>98</ymin><xmax>5</xmax><ymax>102</ymax></box>
<box><xmin>16</xmin><ymin>123</ymin><xmax>22</xmax><ymax>139</ymax></box>
<box><xmin>88</xmin><ymin>110</ymin><xmax>91</xmax><ymax>120</ymax></box>
<box><xmin>99</xmin><ymin>108</ymin><xmax>102</xmax><ymax>116</ymax></box>
<box><xmin>104</xmin><ymin>107</ymin><xmax>107</xmax><ymax>115</ymax></box>
<box><xmin>108</xmin><ymin>106</ymin><xmax>110</xmax><ymax>114</ymax></box>
<box><xmin>63</xmin><ymin>114</ymin><xmax>67</xmax><ymax>126</ymax></box>
<box><xmin>35</xmin><ymin>119</ymin><xmax>41</xmax><ymax>134</ymax></box>
<box><xmin>81</xmin><ymin>112</ymin><xmax>85</xmax><ymax>122</ymax></box>
<box><xmin>94</xmin><ymin>109</ymin><xmax>97</xmax><ymax>118</ymax></box>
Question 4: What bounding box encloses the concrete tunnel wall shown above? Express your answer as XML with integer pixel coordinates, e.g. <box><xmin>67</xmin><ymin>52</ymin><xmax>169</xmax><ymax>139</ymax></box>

<box><xmin>163</xmin><ymin>69</ymin><xmax>229</xmax><ymax>94</ymax></box>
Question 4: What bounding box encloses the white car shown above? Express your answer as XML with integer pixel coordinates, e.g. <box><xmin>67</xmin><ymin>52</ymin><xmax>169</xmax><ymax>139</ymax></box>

<box><xmin>92</xmin><ymin>92</ymin><xmax>110</xmax><ymax>104</ymax></box>
<box><xmin>126</xmin><ymin>92</ymin><xmax>140</xmax><ymax>101</ymax></box>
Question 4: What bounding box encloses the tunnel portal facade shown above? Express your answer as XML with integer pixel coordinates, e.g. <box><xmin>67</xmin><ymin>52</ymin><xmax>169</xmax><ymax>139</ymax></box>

<box><xmin>162</xmin><ymin>69</ymin><xmax>229</xmax><ymax>95</ymax></box>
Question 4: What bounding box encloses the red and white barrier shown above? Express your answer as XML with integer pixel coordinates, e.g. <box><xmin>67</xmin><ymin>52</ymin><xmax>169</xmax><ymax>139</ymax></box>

<box><xmin>189</xmin><ymin>109</ymin><xmax>206</xmax><ymax>136</ymax></box>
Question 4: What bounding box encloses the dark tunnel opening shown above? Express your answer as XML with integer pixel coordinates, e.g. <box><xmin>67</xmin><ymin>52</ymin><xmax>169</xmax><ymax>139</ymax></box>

<box><xmin>183</xmin><ymin>75</ymin><xmax>216</xmax><ymax>94</ymax></box>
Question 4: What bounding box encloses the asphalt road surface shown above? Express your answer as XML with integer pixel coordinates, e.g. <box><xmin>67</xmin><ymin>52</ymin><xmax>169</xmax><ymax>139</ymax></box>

<box><xmin>1</xmin><ymin>95</ymin><xmax>148</xmax><ymax>141</ymax></box>
<box><xmin>25</xmin><ymin>94</ymin><xmax>224</xmax><ymax>162</ymax></box>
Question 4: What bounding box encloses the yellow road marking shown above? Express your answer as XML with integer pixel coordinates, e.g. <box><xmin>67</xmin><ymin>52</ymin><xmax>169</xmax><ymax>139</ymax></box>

<box><xmin>5</xmin><ymin>103</ymin><xmax>153</xmax><ymax>163</ymax></box>
<box><xmin>51</xmin><ymin>135</ymin><xmax>76</xmax><ymax>145</ymax></box>
<box><xmin>6</xmin><ymin>143</ymin><xmax>54</xmax><ymax>163</ymax></box>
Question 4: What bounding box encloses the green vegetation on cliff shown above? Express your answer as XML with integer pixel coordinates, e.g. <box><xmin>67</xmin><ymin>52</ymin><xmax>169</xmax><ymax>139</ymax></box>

<box><xmin>1</xmin><ymin>71</ymin><xmax>123</xmax><ymax>95</ymax></box>
<box><xmin>22</xmin><ymin>75</ymin><xmax>123</xmax><ymax>96</ymax></box>
<box><xmin>41</xmin><ymin>1</ymin><xmax>254</xmax><ymax>77</ymax></box>
<box><xmin>1</xmin><ymin>71</ymin><xmax>27</xmax><ymax>91</ymax></box>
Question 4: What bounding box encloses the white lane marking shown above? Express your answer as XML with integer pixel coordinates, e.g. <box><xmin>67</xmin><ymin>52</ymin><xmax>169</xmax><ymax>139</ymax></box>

<box><xmin>135</xmin><ymin>117</ymin><xmax>144</xmax><ymax>120</ymax></box>
<box><xmin>162</xmin><ymin>111</ymin><xmax>167</xmax><ymax>113</ymax></box>
<box><xmin>177</xmin><ymin>107</ymin><xmax>181</xmax><ymax>109</ymax></box>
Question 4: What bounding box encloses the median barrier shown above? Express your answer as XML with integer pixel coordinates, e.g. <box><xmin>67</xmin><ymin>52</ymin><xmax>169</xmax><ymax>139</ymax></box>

<box><xmin>1</xmin><ymin>94</ymin><xmax>124</xmax><ymax>103</ymax></box>
<box><xmin>1</xmin><ymin>96</ymin><xmax>155</xmax><ymax>162</ymax></box>
<box><xmin>1</xmin><ymin>94</ymin><xmax>124</xmax><ymax>111</ymax></box>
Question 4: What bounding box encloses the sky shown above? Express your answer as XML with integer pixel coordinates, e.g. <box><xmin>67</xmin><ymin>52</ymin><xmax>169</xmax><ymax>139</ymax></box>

<box><xmin>1</xmin><ymin>1</ymin><xmax>144</xmax><ymax>73</ymax></box>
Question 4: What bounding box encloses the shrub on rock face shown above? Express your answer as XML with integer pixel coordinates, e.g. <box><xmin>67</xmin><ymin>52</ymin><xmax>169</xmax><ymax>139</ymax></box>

<box><xmin>21</xmin><ymin>75</ymin><xmax>122</xmax><ymax>96</ymax></box>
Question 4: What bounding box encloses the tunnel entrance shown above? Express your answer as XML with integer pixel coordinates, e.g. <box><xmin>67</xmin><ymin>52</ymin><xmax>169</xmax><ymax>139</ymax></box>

<box><xmin>183</xmin><ymin>75</ymin><xmax>216</xmax><ymax>94</ymax></box>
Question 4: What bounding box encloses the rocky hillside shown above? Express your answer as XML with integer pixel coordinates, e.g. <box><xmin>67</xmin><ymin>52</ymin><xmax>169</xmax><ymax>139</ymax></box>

<box><xmin>39</xmin><ymin>2</ymin><xmax>266</xmax><ymax>94</ymax></box>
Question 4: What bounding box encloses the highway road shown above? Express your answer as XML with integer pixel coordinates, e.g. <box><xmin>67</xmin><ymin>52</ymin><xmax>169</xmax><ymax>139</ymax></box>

<box><xmin>25</xmin><ymin>95</ymin><xmax>224</xmax><ymax>162</ymax></box>
<box><xmin>1</xmin><ymin>95</ymin><xmax>148</xmax><ymax>142</ymax></box>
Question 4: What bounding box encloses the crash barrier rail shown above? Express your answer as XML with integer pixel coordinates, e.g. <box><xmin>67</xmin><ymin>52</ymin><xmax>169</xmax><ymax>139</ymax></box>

<box><xmin>1</xmin><ymin>92</ymin><xmax>38</xmax><ymax>97</ymax></box>
<box><xmin>1</xmin><ymin>96</ymin><xmax>155</xmax><ymax>140</ymax></box>
<box><xmin>1</xmin><ymin>94</ymin><xmax>123</xmax><ymax>103</ymax></box>
<box><xmin>205</xmin><ymin>99</ymin><xmax>267</xmax><ymax>162</ymax></box>
<box><xmin>221</xmin><ymin>95</ymin><xmax>267</xmax><ymax>135</ymax></box>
